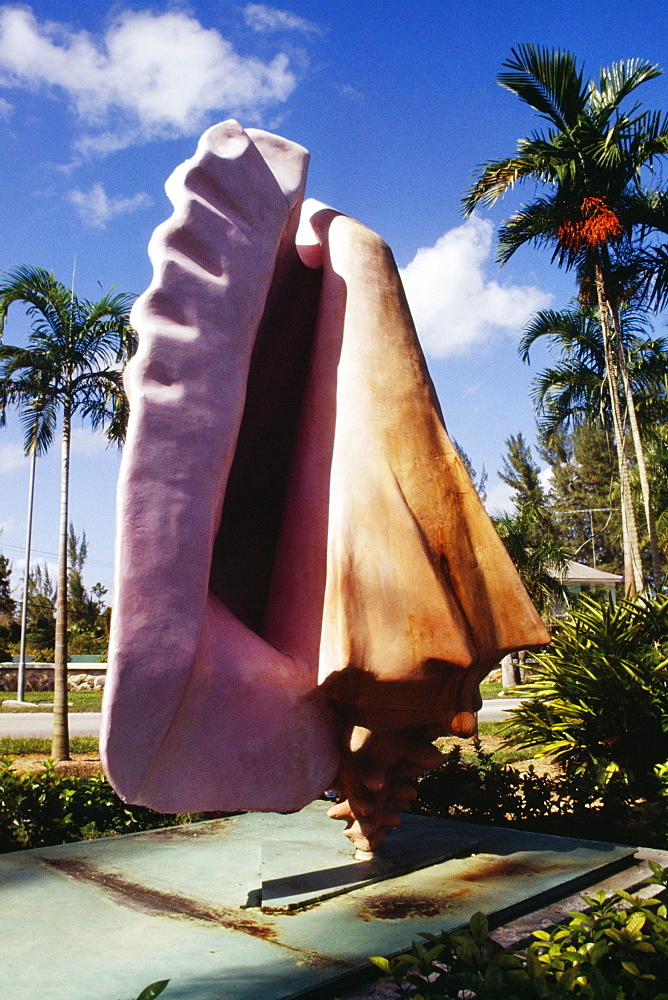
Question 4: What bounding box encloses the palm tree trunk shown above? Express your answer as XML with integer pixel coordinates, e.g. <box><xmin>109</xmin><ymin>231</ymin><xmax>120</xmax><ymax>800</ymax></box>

<box><xmin>52</xmin><ymin>401</ymin><xmax>70</xmax><ymax>760</ymax></box>
<box><xmin>609</xmin><ymin>305</ymin><xmax>663</xmax><ymax>589</ymax></box>
<box><xmin>594</xmin><ymin>264</ymin><xmax>644</xmax><ymax>595</ymax></box>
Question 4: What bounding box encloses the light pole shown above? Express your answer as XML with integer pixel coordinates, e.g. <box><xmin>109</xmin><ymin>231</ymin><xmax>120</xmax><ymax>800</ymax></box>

<box><xmin>16</xmin><ymin>445</ymin><xmax>36</xmax><ymax>703</ymax></box>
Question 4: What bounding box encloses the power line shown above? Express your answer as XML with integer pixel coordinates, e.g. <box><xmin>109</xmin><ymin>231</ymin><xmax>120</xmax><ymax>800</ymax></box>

<box><xmin>552</xmin><ymin>507</ymin><xmax>615</xmax><ymax>571</ymax></box>
<box><xmin>0</xmin><ymin>541</ymin><xmax>113</xmax><ymax>568</ymax></box>
<box><xmin>552</xmin><ymin>507</ymin><xmax>614</xmax><ymax>514</ymax></box>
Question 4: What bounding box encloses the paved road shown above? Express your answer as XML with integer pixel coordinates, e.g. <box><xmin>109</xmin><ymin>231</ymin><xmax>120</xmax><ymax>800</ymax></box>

<box><xmin>0</xmin><ymin>699</ymin><xmax>523</xmax><ymax>739</ymax></box>
<box><xmin>0</xmin><ymin>711</ymin><xmax>103</xmax><ymax>738</ymax></box>
<box><xmin>478</xmin><ymin>698</ymin><xmax>522</xmax><ymax>722</ymax></box>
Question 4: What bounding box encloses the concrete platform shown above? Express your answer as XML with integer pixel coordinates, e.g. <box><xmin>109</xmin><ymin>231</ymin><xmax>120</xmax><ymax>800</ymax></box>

<box><xmin>2</xmin><ymin>801</ymin><xmax>649</xmax><ymax>1000</ymax></box>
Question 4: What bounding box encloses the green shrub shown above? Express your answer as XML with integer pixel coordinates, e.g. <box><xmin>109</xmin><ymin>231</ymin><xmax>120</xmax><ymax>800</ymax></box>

<box><xmin>413</xmin><ymin>743</ymin><xmax>657</xmax><ymax>845</ymax></box>
<box><xmin>500</xmin><ymin>595</ymin><xmax>668</xmax><ymax>791</ymax></box>
<box><xmin>372</xmin><ymin>871</ymin><xmax>668</xmax><ymax>998</ymax></box>
<box><xmin>0</xmin><ymin>757</ymin><xmax>205</xmax><ymax>852</ymax></box>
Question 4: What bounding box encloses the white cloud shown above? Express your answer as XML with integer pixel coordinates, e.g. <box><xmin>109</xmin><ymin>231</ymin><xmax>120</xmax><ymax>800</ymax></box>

<box><xmin>400</xmin><ymin>215</ymin><xmax>552</xmax><ymax>357</ymax></box>
<box><xmin>0</xmin><ymin>441</ymin><xmax>28</xmax><ymax>474</ymax></box>
<box><xmin>0</xmin><ymin>6</ymin><xmax>297</xmax><ymax>152</ymax></box>
<box><xmin>335</xmin><ymin>82</ymin><xmax>364</xmax><ymax>102</ymax></box>
<box><xmin>539</xmin><ymin>466</ymin><xmax>554</xmax><ymax>492</ymax></box>
<box><xmin>12</xmin><ymin>556</ymin><xmax>58</xmax><ymax>579</ymax></box>
<box><xmin>243</xmin><ymin>4</ymin><xmax>322</xmax><ymax>35</ymax></box>
<box><xmin>484</xmin><ymin>479</ymin><xmax>515</xmax><ymax>516</ymax></box>
<box><xmin>68</xmin><ymin>182</ymin><xmax>151</xmax><ymax>228</ymax></box>
<box><xmin>0</xmin><ymin>93</ymin><xmax>10</xmax><ymax>117</ymax></box>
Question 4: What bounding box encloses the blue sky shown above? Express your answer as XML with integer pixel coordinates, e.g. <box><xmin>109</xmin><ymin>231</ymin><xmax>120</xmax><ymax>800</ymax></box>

<box><xmin>1</xmin><ymin>0</ymin><xmax>668</xmax><ymax>600</ymax></box>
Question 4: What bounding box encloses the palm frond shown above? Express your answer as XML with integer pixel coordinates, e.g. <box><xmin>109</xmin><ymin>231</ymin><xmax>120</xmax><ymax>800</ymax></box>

<box><xmin>592</xmin><ymin>59</ymin><xmax>662</xmax><ymax>116</ymax></box>
<box><xmin>0</xmin><ymin>266</ymin><xmax>135</xmax><ymax>453</ymax></box>
<box><xmin>0</xmin><ymin>265</ymin><xmax>71</xmax><ymax>340</ymax></box>
<box><xmin>497</xmin><ymin>195</ymin><xmax>578</xmax><ymax>265</ymax></box>
<box><xmin>499</xmin><ymin>44</ymin><xmax>587</xmax><ymax>131</ymax></box>
<box><xmin>639</xmin><ymin>243</ymin><xmax>668</xmax><ymax>309</ymax></box>
<box><xmin>462</xmin><ymin>156</ymin><xmax>541</xmax><ymax>214</ymax></box>
<box><xmin>19</xmin><ymin>398</ymin><xmax>58</xmax><ymax>456</ymax></box>
<box><xmin>519</xmin><ymin>306</ymin><xmax>604</xmax><ymax>363</ymax></box>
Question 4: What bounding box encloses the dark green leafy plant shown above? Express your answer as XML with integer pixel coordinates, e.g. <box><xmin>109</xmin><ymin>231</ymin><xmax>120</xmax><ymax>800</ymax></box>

<box><xmin>501</xmin><ymin>595</ymin><xmax>668</xmax><ymax>791</ymax></box>
<box><xmin>372</xmin><ymin>880</ymin><xmax>668</xmax><ymax>998</ymax></box>
<box><xmin>371</xmin><ymin>911</ymin><xmax>524</xmax><ymax>999</ymax></box>
<box><xmin>413</xmin><ymin>743</ymin><xmax>651</xmax><ymax>845</ymax></box>
<box><xmin>0</xmin><ymin>757</ymin><xmax>205</xmax><ymax>852</ymax></box>
<box><xmin>526</xmin><ymin>888</ymin><xmax>668</xmax><ymax>998</ymax></box>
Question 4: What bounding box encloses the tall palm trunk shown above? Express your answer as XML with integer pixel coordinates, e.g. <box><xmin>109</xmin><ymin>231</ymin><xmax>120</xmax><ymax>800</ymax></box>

<box><xmin>609</xmin><ymin>305</ymin><xmax>663</xmax><ymax>589</ymax></box>
<box><xmin>594</xmin><ymin>264</ymin><xmax>644</xmax><ymax>595</ymax></box>
<box><xmin>52</xmin><ymin>399</ymin><xmax>71</xmax><ymax>760</ymax></box>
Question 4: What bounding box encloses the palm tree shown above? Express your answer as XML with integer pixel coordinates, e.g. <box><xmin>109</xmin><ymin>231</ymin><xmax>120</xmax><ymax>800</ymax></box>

<box><xmin>463</xmin><ymin>45</ymin><xmax>668</xmax><ymax>593</ymax></box>
<box><xmin>521</xmin><ymin>306</ymin><xmax>668</xmax><ymax>427</ymax></box>
<box><xmin>636</xmin><ymin>422</ymin><xmax>668</xmax><ymax>556</ymax></box>
<box><xmin>0</xmin><ymin>265</ymin><xmax>136</xmax><ymax>758</ymax></box>
<box><xmin>520</xmin><ymin>304</ymin><xmax>668</xmax><ymax>581</ymax></box>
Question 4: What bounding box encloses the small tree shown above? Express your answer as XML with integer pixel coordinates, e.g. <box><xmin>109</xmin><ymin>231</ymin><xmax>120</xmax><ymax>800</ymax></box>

<box><xmin>25</xmin><ymin>564</ymin><xmax>55</xmax><ymax>660</ymax></box>
<box><xmin>494</xmin><ymin>433</ymin><xmax>566</xmax><ymax>616</ymax></box>
<box><xmin>0</xmin><ymin>553</ymin><xmax>16</xmax><ymax>661</ymax></box>
<box><xmin>498</xmin><ymin>431</ymin><xmax>543</xmax><ymax>503</ymax></box>
<box><xmin>452</xmin><ymin>439</ymin><xmax>488</xmax><ymax>501</ymax></box>
<box><xmin>67</xmin><ymin>525</ymin><xmax>108</xmax><ymax>655</ymax></box>
<box><xmin>0</xmin><ymin>553</ymin><xmax>15</xmax><ymax>622</ymax></box>
<box><xmin>492</xmin><ymin>497</ymin><xmax>567</xmax><ymax>616</ymax></box>
<box><xmin>502</xmin><ymin>594</ymin><xmax>668</xmax><ymax>792</ymax></box>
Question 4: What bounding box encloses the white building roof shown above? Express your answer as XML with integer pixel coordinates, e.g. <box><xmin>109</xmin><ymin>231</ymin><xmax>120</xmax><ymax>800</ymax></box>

<box><xmin>560</xmin><ymin>559</ymin><xmax>623</xmax><ymax>586</ymax></box>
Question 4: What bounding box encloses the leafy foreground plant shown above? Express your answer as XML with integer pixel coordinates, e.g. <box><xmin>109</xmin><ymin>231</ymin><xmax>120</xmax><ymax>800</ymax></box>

<box><xmin>0</xmin><ymin>757</ymin><xmax>206</xmax><ymax>852</ymax></box>
<box><xmin>501</xmin><ymin>595</ymin><xmax>668</xmax><ymax>792</ymax></box>
<box><xmin>125</xmin><ymin>983</ymin><xmax>170</xmax><ymax>1000</ymax></box>
<box><xmin>372</xmin><ymin>869</ymin><xmax>668</xmax><ymax>998</ymax></box>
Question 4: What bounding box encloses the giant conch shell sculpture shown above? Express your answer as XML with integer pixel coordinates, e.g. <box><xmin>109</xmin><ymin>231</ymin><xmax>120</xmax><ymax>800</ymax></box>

<box><xmin>100</xmin><ymin>122</ymin><xmax>549</xmax><ymax>853</ymax></box>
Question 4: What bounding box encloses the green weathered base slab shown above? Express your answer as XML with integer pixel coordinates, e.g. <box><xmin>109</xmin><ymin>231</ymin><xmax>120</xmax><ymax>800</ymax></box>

<box><xmin>2</xmin><ymin>801</ymin><xmax>636</xmax><ymax>1000</ymax></box>
<box><xmin>259</xmin><ymin>802</ymin><xmax>480</xmax><ymax>910</ymax></box>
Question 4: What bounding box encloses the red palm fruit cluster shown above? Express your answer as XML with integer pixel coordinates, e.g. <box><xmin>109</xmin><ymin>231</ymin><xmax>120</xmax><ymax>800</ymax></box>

<box><xmin>557</xmin><ymin>196</ymin><xmax>623</xmax><ymax>250</ymax></box>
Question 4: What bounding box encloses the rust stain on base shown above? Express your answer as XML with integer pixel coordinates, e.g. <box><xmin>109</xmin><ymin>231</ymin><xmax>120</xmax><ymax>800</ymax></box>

<box><xmin>42</xmin><ymin>856</ymin><xmax>277</xmax><ymax>939</ymax></box>
<box><xmin>359</xmin><ymin>884</ymin><xmax>473</xmax><ymax>922</ymax></box>
<box><xmin>357</xmin><ymin>853</ymin><xmax>581</xmax><ymax>922</ymax></box>
<box><xmin>361</xmin><ymin>896</ymin><xmax>443</xmax><ymax>920</ymax></box>
<box><xmin>459</xmin><ymin>855</ymin><xmax>575</xmax><ymax>883</ymax></box>
<box><xmin>41</xmin><ymin>856</ymin><xmax>353</xmax><ymax>969</ymax></box>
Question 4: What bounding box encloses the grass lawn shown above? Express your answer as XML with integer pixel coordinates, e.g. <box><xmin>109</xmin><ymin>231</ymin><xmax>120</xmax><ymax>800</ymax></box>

<box><xmin>0</xmin><ymin>691</ymin><xmax>103</xmax><ymax>712</ymax></box>
<box><xmin>0</xmin><ymin>686</ymin><xmax>509</xmax><ymax>711</ymax></box>
<box><xmin>479</xmin><ymin>680</ymin><xmax>504</xmax><ymax>698</ymax></box>
<box><xmin>0</xmin><ymin>736</ymin><xmax>99</xmax><ymax>755</ymax></box>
